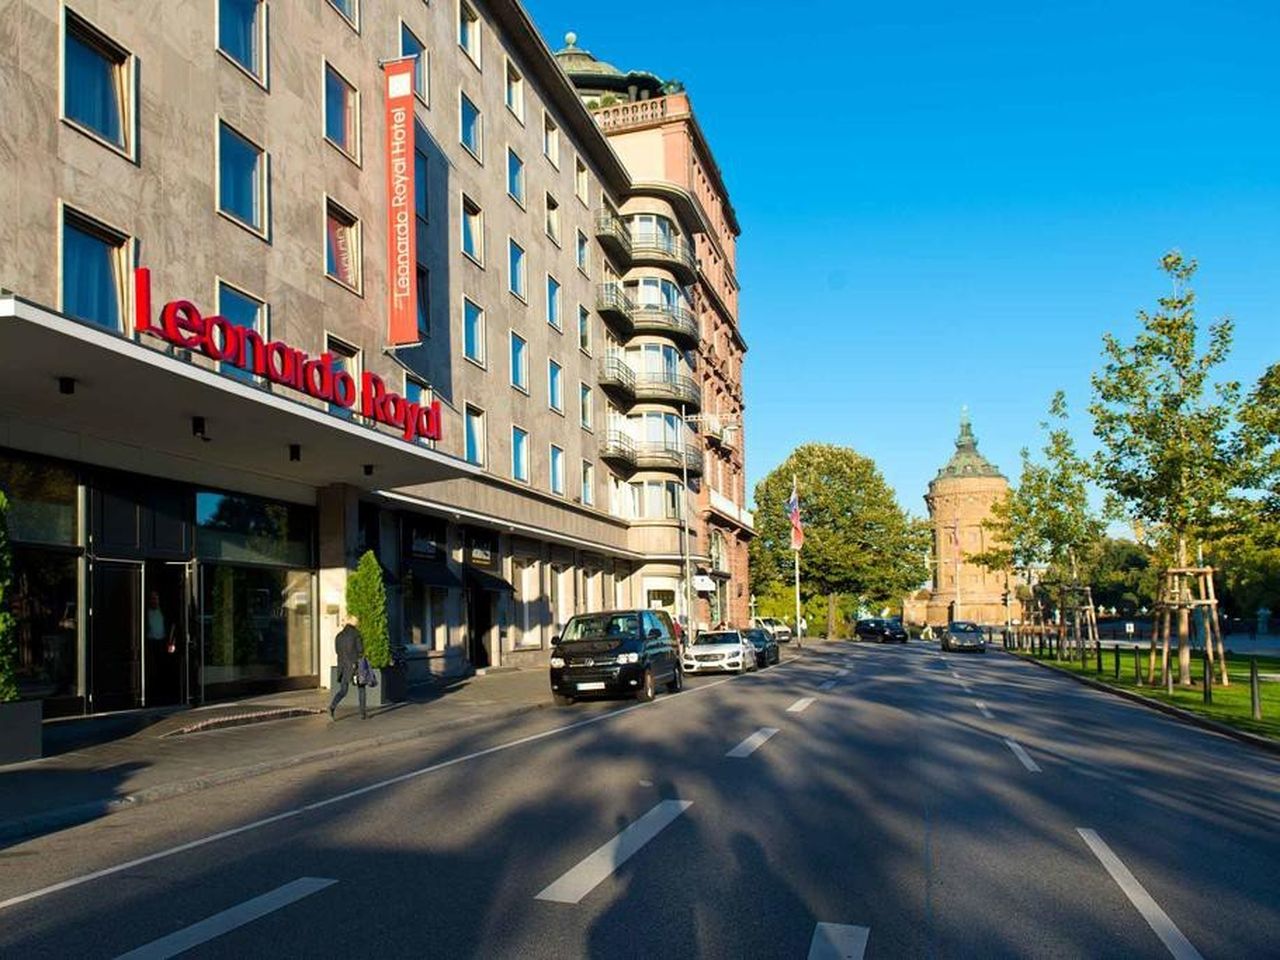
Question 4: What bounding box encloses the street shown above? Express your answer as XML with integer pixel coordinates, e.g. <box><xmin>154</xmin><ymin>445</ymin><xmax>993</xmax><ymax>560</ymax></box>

<box><xmin>2</xmin><ymin>642</ymin><xmax>1278</xmax><ymax>959</ymax></box>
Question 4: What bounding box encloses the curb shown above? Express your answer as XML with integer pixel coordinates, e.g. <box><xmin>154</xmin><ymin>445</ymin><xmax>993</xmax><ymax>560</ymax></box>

<box><xmin>1006</xmin><ymin>649</ymin><xmax>1280</xmax><ymax>757</ymax></box>
<box><xmin>0</xmin><ymin>701</ymin><xmax>544</xmax><ymax>846</ymax></box>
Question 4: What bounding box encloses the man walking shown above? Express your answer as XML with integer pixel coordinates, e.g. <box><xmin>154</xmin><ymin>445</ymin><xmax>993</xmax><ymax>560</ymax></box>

<box><xmin>328</xmin><ymin>614</ymin><xmax>367</xmax><ymax>720</ymax></box>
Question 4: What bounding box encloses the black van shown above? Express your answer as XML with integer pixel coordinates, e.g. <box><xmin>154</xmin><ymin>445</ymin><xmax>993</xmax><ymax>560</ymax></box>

<box><xmin>549</xmin><ymin>609</ymin><xmax>682</xmax><ymax>705</ymax></box>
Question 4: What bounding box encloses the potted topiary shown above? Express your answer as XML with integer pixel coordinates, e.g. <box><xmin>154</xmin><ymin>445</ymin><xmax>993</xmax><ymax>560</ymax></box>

<box><xmin>0</xmin><ymin>489</ymin><xmax>42</xmax><ymax>764</ymax></box>
<box><xmin>340</xmin><ymin>550</ymin><xmax>406</xmax><ymax>705</ymax></box>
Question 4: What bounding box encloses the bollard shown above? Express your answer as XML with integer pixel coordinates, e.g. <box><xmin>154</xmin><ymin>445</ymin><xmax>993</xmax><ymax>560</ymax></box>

<box><xmin>1113</xmin><ymin>644</ymin><xmax>1120</xmax><ymax>679</ymax></box>
<box><xmin>1134</xmin><ymin>646</ymin><xmax>1142</xmax><ymax>685</ymax></box>
<box><xmin>1203</xmin><ymin>647</ymin><xmax>1212</xmax><ymax>704</ymax></box>
<box><xmin>1165</xmin><ymin>656</ymin><xmax>1174</xmax><ymax>695</ymax></box>
<box><xmin>1251</xmin><ymin>657</ymin><xmax>1263</xmax><ymax>721</ymax></box>
<box><xmin>1096</xmin><ymin>641</ymin><xmax>1103</xmax><ymax>674</ymax></box>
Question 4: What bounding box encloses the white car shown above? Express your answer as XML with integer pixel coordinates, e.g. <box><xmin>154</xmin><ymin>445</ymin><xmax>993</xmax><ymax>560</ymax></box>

<box><xmin>683</xmin><ymin>630</ymin><xmax>757</xmax><ymax>674</ymax></box>
<box><xmin>751</xmin><ymin>617</ymin><xmax>793</xmax><ymax>643</ymax></box>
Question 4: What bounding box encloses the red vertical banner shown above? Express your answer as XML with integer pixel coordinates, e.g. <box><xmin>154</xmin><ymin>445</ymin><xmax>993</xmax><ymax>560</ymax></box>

<box><xmin>384</xmin><ymin>58</ymin><xmax>418</xmax><ymax>345</ymax></box>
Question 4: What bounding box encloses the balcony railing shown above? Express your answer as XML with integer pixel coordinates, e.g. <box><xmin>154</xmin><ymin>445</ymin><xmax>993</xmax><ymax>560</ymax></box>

<box><xmin>633</xmin><ymin>372</ymin><xmax>701</xmax><ymax>411</ymax></box>
<box><xmin>634</xmin><ymin>441</ymin><xmax>704</xmax><ymax>477</ymax></box>
<box><xmin>595</xmin><ymin>211</ymin><xmax>632</xmax><ymax>263</ymax></box>
<box><xmin>601</xmin><ymin>430</ymin><xmax>637</xmax><ymax>466</ymax></box>
<box><xmin>630</xmin><ymin>302</ymin><xmax>699</xmax><ymax>347</ymax></box>
<box><xmin>593</xmin><ymin>97</ymin><xmax>670</xmax><ymax>131</ymax></box>
<box><xmin>595</xmin><ymin>282</ymin><xmax>635</xmax><ymax>329</ymax></box>
<box><xmin>598</xmin><ymin>354</ymin><xmax>636</xmax><ymax>396</ymax></box>
<box><xmin>709</xmin><ymin>487</ymin><xmax>755</xmax><ymax>531</ymax></box>
<box><xmin>628</xmin><ymin>232</ymin><xmax>698</xmax><ymax>281</ymax></box>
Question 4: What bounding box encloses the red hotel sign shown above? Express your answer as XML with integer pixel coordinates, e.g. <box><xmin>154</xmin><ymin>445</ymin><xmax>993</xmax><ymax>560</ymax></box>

<box><xmin>384</xmin><ymin>58</ymin><xmax>418</xmax><ymax>346</ymax></box>
<box><xmin>134</xmin><ymin>267</ymin><xmax>442</xmax><ymax>444</ymax></box>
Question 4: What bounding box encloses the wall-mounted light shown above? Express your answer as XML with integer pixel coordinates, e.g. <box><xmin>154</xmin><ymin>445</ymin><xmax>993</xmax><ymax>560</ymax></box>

<box><xmin>363</xmin><ymin>464</ymin><xmax>374</xmax><ymax>477</ymax></box>
<box><xmin>192</xmin><ymin>416</ymin><xmax>210</xmax><ymax>442</ymax></box>
<box><xmin>58</xmin><ymin>377</ymin><xmax>76</xmax><ymax>395</ymax></box>
<box><xmin>289</xmin><ymin>443</ymin><xmax>301</xmax><ymax>462</ymax></box>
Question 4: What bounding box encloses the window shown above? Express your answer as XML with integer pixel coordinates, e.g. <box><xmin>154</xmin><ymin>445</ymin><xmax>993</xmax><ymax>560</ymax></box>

<box><xmin>415</xmin><ymin>148</ymin><xmax>428</xmax><ymax>221</ymax></box>
<box><xmin>464</xmin><ymin>405</ymin><xmax>485</xmax><ymax>465</ymax></box>
<box><xmin>326</xmin><ymin>336</ymin><xmax>360</xmax><ymax>418</ymax></box>
<box><xmin>218</xmin><ymin>121</ymin><xmax>266</xmax><ymax>232</ymax></box>
<box><xmin>416</xmin><ymin>264</ymin><xmax>430</xmax><ymax>337</ymax></box>
<box><xmin>61</xmin><ymin>208</ymin><xmax>128</xmax><ymax>331</ymax></box>
<box><xmin>508</xmin><ymin>238</ymin><xmax>526</xmax><ymax>298</ymax></box>
<box><xmin>574</xmin><ymin>157</ymin><xmax>588</xmax><ymax>203</ymax></box>
<box><xmin>463</xmin><ymin>298</ymin><xmax>484</xmax><ymax>364</ymax></box>
<box><xmin>549</xmin><ymin>444</ymin><xmax>565</xmax><ymax>495</ymax></box>
<box><xmin>578</xmin><ymin>304</ymin><xmax>591</xmax><ymax>353</ymax></box>
<box><xmin>327</xmin><ymin>0</ymin><xmax>357</xmax><ymax>27</ymax></box>
<box><xmin>324</xmin><ymin>63</ymin><xmax>359</xmax><ymax>160</ymax></box>
<box><xmin>217</xmin><ymin>281</ymin><xmax>266</xmax><ymax>381</ymax></box>
<box><xmin>461</xmin><ymin>194</ymin><xmax>483</xmax><ymax>263</ymax></box>
<box><xmin>504</xmin><ymin>59</ymin><xmax>524</xmax><ymax>120</ymax></box>
<box><xmin>581</xmin><ymin>460</ymin><xmax>594</xmax><ymax>506</ymax></box>
<box><xmin>543</xmin><ymin>113</ymin><xmax>560</xmax><ymax>166</ymax></box>
<box><xmin>545</xmin><ymin>194</ymin><xmax>561</xmax><ymax>244</ymax></box>
<box><xmin>400</xmin><ymin>22</ymin><xmax>427</xmax><ymax>101</ymax></box>
<box><xmin>459</xmin><ymin>92</ymin><xmax>482</xmax><ymax>158</ymax></box>
<box><xmin>219</xmin><ymin>0</ymin><xmax>264</xmax><ymax>80</ymax></box>
<box><xmin>458</xmin><ymin>2</ymin><xmax>480</xmax><ymax>66</ymax></box>
<box><xmin>506</xmin><ymin>148</ymin><xmax>525</xmax><ymax>205</ymax></box>
<box><xmin>509</xmin><ymin>331</ymin><xmax>527</xmax><ymax>391</ymax></box>
<box><xmin>628</xmin><ymin>480</ymin><xmax>683</xmax><ymax>520</ymax></box>
<box><xmin>512</xmin><ymin>427</ymin><xmax>529</xmax><ymax>482</ymax></box>
<box><xmin>580</xmin><ymin>384</ymin><xmax>593</xmax><ymax>429</ymax></box>
<box><xmin>64</xmin><ymin>11</ymin><xmax>132</xmax><ymax>154</ymax></box>
<box><xmin>575</xmin><ymin>229</ymin><xmax>589</xmax><ymax>273</ymax></box>
<box><xmin>548</xmin><ymin>360</ymin><xmax>563</xmax><ymax>412</ymax></box>
<box><xmin>405</xmin><ymin>377</ymin><xmax>433</xmax><ymax>444</ymax></box>
<box><xmin>325</xmin><ymin>200</ymin><xmax>361</xmax><ymax>290</ymax></box>
<box><xmin>546</xmin><ymin>275</ymin><xmax>561</xmax><ymax>329</ymax></box>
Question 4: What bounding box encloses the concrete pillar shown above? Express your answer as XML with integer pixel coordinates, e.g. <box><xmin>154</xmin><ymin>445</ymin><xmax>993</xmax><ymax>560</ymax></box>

<box><xmin>317</xmin><ymin>483</ymin><xmax>360</xmax><ymax>689</ymax></box>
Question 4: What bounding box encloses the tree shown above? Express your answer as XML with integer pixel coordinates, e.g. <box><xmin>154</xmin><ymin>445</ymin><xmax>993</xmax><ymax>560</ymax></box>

<box><xmin>347</xmin><ymin>550</ymin><xmax>390</xmax><ymax>669</ymax></box>
<box><xmin>1086</xmin><ymin>538</ymin><xmax>1157</xmax><ymax>616</ymax></box>
<box><xmin>750</xmin><ymin>444</ymin><xmax>928</xmax><ymax>638</ymax></box>
<box><xmin>1090</xmin><ymin>252</ymin><xmax>1246</xmax><ymax>683</ymax></box>
<box><xmin>0</xmin><ymin>490</ymin><xmax>17</xmax><ymax>702</ymax></box>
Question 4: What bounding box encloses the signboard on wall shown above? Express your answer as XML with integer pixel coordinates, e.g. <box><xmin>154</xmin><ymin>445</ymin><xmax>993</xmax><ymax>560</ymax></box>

<box><xmin>467</xmin><ymin>529</ymin><xmax>497</xmax><ymax>567</ymax></box>
<box><xmin>383</xmin><ymin>57</ymin><xmax>419</xmax><ymax>346</ymax></box>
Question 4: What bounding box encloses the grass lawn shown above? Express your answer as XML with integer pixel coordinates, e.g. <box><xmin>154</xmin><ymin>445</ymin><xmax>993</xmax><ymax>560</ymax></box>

<box><xmin>1015</xmin><ymin>646</ymin><xmax>1280</xmax><ymax>742</ymax></box>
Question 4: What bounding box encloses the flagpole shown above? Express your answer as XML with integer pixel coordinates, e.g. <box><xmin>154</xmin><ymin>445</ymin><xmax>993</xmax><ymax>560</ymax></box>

<box><xmin>793</xmin><ymin>473</ymin><xmax>802</xmax><ymax>650</ymax></box>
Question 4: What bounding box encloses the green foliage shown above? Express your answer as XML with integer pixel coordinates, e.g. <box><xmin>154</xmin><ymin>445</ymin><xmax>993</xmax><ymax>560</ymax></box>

<box><xmin>1083</xmin><ymin>538</ymin><xmax>1157</xmax><ymax>615</ymax></box>
<box><xmin>1089</xmin><ymin>252</ymin><xmax>1245</xmax><ymax>565</ymax></box>
<box><xmin>0</xmin><ymin>490</ymin><xmax>17</xmax><ymax>702</ymax></box>
<box><xmin>347</xmin><ymin>550</ymin><xmax>390</xmax><ymax>668</ymax></box>
<box><xmin>749</xmin><ymin>443</ymin><xmax>929</xmax><ymax>614</ymax></box>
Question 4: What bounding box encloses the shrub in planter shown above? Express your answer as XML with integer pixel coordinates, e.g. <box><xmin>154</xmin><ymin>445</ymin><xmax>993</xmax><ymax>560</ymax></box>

<box><xmin>347</xmin><ymin>550</ymin><xmax>390</xmax><ymax>668</ymax></box>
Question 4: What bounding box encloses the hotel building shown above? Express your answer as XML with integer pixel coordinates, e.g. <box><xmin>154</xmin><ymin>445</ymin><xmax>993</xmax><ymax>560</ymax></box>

<box><xmin>0</xmin><ymin>0</ymin><xmax>747</xmax><ymax>717</ymax></box>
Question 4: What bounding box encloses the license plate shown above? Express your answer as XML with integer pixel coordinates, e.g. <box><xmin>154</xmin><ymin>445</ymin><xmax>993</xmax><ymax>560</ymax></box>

<box><xmin>577</xmin><ymin>681</ymin><xmax>606</xmax><ymax>691</ymax></box>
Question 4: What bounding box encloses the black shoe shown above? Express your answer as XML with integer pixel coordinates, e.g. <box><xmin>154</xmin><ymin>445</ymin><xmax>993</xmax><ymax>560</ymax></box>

<box><xmin>328</xmin><ymin>705</ymin><xmax>335</xmax><ymax>721</ymax></box>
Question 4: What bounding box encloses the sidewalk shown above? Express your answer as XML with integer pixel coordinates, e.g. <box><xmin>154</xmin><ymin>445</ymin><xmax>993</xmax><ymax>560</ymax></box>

<box><xmin>0</xmin><ymin>669</ymin><xmax>556</xmax><ymax>845</ymax></box>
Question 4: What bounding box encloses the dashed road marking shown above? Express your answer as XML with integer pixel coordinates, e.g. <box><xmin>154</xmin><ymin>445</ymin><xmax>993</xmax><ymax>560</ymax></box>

<box><xmin>1004</xmin><ymin>738</ymin><xmax>1042</xmax><ymax>772</ymax></box>
<box><xmin>787</xmin><ymin>697</ymin><xmax>816</xmax><ymax>714</ymax></box>
<box><xmin>819</xmin><ymin>680</ymin><xmax>837</xmax><ymax>691</ymax></box>
<box><xmin>726</xmin><ymin>727</ymin><xmax>780</xmax><ymax>758</ymax></box>
<box><xmin>975</xmin><ymin>701</ymin><xmax>994</xmax><ymax>720</ymax></box>
<box><xmin>807</xmin><ymin>923</ymin><xmax>870</xmax><ymax>960</ymax></box>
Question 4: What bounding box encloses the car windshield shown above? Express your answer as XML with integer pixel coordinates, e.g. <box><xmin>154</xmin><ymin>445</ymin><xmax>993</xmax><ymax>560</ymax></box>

<box><xmin>743</xmin><ymin>630</ymin><xmax>769</xmax><ymax>645</ymax></box>
<box><xmin>949</xmin><ymin>622</ymin><xmax>980</xmax><ymax>633</ymax></box>
<box><xmin>694</xmin><ymin>632</ymin><xmax>740</xmax><ymax>645</ymax></box>
<box><xmin>862</xmin><ymin>619</ymin><xmax>884</xmax><ymax>629</ymax></box>
<box><xmin>561</xmin><ymin>613</ymin><xmax>640</xmax><ymax>642</ymax></box>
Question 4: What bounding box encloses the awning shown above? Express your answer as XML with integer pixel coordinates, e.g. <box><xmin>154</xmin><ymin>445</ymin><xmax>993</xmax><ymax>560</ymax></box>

<box><xmin>465</xmin><ymin>565</ymin><xmax>514</xmax><ymax>593</ymax></box>
<box><xmin>405</xmin><ymin>558</ymin><xmax>463</xmax><ymax>589</ymax></box>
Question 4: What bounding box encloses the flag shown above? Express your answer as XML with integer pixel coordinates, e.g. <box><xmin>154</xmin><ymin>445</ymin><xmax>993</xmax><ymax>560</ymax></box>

<box><xmin>786</xmin><ymin>477</ymin><xmax>804</xmax><ymax>551</ymax></box>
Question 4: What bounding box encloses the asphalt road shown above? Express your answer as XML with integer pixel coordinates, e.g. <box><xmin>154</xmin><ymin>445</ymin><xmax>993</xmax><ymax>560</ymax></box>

<box><xmin>1</xmin><ymin>641</ymin><xmax>1278</xmax><ymax>959</ymax></box>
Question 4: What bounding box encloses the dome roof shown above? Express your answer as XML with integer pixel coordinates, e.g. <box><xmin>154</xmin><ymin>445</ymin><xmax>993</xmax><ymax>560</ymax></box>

<box><xmin>933</xmin><ymin>410</ymin><xmax>1004</xmax><ymax>483</ymax></box>
<box><xmin>553</xmin><ymin>32</ymin><xmax>624</xmax><ymax>79</ymax></box>
<box><xmin>552</xmin><ymin>33</ymin><xmax>667</xmax><ymax>98</ymax></box>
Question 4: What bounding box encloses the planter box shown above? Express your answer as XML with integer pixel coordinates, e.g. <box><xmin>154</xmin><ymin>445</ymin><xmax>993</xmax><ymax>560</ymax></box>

<box><xmin>328</xmin><ymin>664</ymin><xmax>407</xmax><ymax>709</ymax></box>
<box><xmin>0</xmin><ymin>699</ymin><xmax>42</xmax><ymax>765</ymax></box>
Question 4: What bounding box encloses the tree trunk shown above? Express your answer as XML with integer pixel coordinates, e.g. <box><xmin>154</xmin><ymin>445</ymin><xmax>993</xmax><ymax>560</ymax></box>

<box><xmin>827</xmin><ymin>593</ymin><xmax>838</xmax><ymax>640</ymax></box>
<box><xmin>1177</xmin><ymin>536</ymin><xmax>1192</xmax><ymax>685</ymax></box>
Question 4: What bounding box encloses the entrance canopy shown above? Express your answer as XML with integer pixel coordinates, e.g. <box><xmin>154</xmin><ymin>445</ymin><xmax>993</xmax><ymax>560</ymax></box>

<box><xmin>0</xmin><ymin>296</ymin><xmax>476</xmax><ymax>497</ymax></box>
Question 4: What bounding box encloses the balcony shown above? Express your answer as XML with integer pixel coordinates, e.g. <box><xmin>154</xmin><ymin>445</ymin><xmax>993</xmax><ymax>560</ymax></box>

<box><xmin>630</xmin><ymin>302</ymin><xmax>699</xmax><ymax>349</ymax></box>
<box><xmin>708</xmin><ymin>488</ymin><xmax>754</xmax><ymax>532</ymax></box>
<box><xmin>635</xmin><ymin>441</ymin><xmax>704</xmax><ymax>477</ymax></box>
<box><xmin>595</xmin><ymin>211</ymin><xmax>632</xmax><ymax>264</ymax></box>
<box><xmin>595</xmin><ymin>283</ymin><xmax>635</xmax><ymax>331</ymax></box>
<box><xmin>601</xmin><ymin>430</ymin><xmax>637</xmax><ymax>467</ymax></box>
<box><xmin>628</xmin><ymin>232</ymin><xmax>698</xmax><ymax>284</ymax></box>
<box><xmin>598</xmin><ymin>354</ymin><xmax>636</xmax><ymax>398</ymax></box>
<box><xmin>633</xmin><ymin>372</ymin><xmax>701</xmax><ymax>412</ymax></box>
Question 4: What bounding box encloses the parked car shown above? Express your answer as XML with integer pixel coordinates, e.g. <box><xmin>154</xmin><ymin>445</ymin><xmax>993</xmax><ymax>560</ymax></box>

<box><xmin>751</xmin><ymin>617</ymin><xmax>793</xmax><ymax>643</ymax></box>
<box><xmin>683</xmin><ymin>629</ymin><xmax>757</xmax><ymax>674</ymax></box>
<box><xmin>942</xmin><ymin>621</ymin><xmax>987</xmax><ymax>653</ymax></box>
<box><xmin>854</xmin><ymin>618</ymin><xmax>885</xmax><ymax>641</ymax></box>
<box><xmin>743</xmin><ymin>628</ymin><xmax>780</xmax><ymax>667</ymax></box>
<box><xmin>549</xmin><ymin>610</ymin><xmax>682</xmax><ymax>705</ymax></box>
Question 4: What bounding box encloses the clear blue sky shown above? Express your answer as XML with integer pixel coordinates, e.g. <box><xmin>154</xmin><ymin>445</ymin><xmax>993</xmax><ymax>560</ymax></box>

<box><xmin>526</xmin><ymin>0</ymin><xmax>1280</xmax><ymax>516</ymax></box>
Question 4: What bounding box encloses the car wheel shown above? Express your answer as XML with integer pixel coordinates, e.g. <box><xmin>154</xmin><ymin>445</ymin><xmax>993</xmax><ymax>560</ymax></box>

<box><xmin>666</xmin><ymin>666</ymin><xmax>683</xmax><ymax>693</ymax></box>
<box><xmin>637</xmin><ymin>669</ymin><xmax>656</xmax><ymax>702</ymax></box>
<box><xmin>553</xmin><ymin>694</ymin><xmax>574</xmax><ymax>707</ymax></box>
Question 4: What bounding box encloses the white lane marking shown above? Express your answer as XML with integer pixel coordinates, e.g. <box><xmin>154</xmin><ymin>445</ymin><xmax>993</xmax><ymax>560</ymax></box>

<box><xmin>1077</xmin><ymin>829</ymin><xmax>1204</xmax><ymax>960</ymax></box>
<box><xmin>1004</xmin><ymin>738</ymin><xmax>1042</xmax><ymax>772</ymax></box>
<box><xmin>950</xmin><ymin>671</ymin><xmax>962</xmax><ymax>680</ymax></box>
<box><xmin>835</xmin><ymin>668</ymin><xmax>850</xmax><ymax>677</ymax></box>
<box><xmin>819</xmin><ymin>680</ymin><xmax>837</xmax><ymax>691</ymax></box>
<box><xmin>975</xmin><ymin>701</ymin><xmax>994</xmax><ymax>720</ymax></box>
<box><xmin>726</xmin><ymin>727</ymin><xmax>780</xmax><ymax>758</ymax></box>
<box><xmin>807</xmin><ymin>922</ymin><xmax>870</xmax><ymax>960</ymax></box>
<box><xmin>535</xmin><ymin>800</ymin><xmax>693</xmax><ymax>904</ymax></box>
<box><xmin>787</xmin><ymin>697</ymin><xmax>816</xmax><ymax>713</ymax></box>
<box><xmin>0</xmin><ymin>675</ymin><xmax>743</xmax><ymax>913</ymax></box>
<box><xmin>114</xmin><ymin>877</ymin><xmax>336</xmax><ymax>960</ymax></box>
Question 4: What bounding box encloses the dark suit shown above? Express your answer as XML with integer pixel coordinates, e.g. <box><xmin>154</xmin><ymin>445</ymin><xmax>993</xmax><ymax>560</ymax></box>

<box><xmin>329</xmin><ymin>624</ymin><xmax>367</xmax><ymax>718</ymax></box>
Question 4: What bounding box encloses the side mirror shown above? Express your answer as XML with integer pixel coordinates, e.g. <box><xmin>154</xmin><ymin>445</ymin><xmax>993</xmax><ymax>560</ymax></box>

<box><xmin>551</xmin><ymin>635</ymin><xmax>561</xmax><ymax>646</ymax></box>
<box><xmin>647</xmin><ymin>628</ymin><xmax>662</xmax><ymax>641</ymax></box>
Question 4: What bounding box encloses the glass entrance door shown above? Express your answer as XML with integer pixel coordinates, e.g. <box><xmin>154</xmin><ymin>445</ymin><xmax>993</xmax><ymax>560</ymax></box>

<box><xmin>90</xmin><ymin>560</ymin><xmax>143</xmax><ymax>712</ymax></box>
<box><xmin>144</xmin><ymin>561</ymin><xmax>193</xmax><ymax>707</ymax></box>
